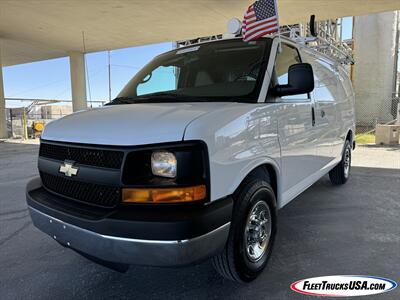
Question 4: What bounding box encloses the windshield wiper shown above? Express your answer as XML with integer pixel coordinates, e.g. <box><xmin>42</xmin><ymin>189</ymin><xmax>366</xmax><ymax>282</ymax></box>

<box><xmin>108</xmin><ymin>92</ymin><xmax>208</xmax><ymax>104</ymax></box>
<box><xmin>132</xmin><ymin>92</ymin><xmax>180</xmax><ymax>102</ymax></box>
<box><xmin>108</xmin><ymin>92</ymin><xmax>179</xmax><ymax>105</ymax></box>
<box><xmin>109</xmin><ymin>91</ymin><xmax>251</xmax><ymax>104</ymax></box>
<box><xmin>106</xmin><ymin>97</ymin><xmax>136</xmax><ymax>105</ymax></box>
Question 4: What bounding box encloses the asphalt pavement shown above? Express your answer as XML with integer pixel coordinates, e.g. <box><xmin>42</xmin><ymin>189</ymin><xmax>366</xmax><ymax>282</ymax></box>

<box><xmin>0</xmin><ymin>142</ymin><xmax>399</xmax><ymax>300</ymax></box>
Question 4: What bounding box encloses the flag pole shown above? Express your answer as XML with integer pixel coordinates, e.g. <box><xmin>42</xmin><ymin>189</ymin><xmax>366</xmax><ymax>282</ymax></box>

<box><xmin>273</xmin><ymin>0</ymin><xmax>282</xmax><ymax>53</ymax></box>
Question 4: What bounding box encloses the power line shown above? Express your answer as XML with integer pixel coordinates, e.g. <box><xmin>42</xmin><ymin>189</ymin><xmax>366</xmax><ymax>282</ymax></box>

<box><xmin>111</xmin><ymin>64</ymin><xmax>142</xmax><ymax>70</ymax></box>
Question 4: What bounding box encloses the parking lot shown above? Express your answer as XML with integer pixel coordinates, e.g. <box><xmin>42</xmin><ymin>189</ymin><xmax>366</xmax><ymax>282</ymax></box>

<box><xmin>0</xmin><ymin>141</ymin><xmax>399</xmax><ymax>299</ymax></box>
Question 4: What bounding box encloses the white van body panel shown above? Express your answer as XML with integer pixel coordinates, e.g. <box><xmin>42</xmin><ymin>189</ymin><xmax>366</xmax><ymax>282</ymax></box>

<box><xmin>183</xmin><ymin>103</ymin><xmax>282</xmax><ymax>205</ymax></box>
<box><xmin>300</xmin><ymin>46</ymin><xmax>356</xmax><ymax>160</ymax></box>
<box><xmin>183</xmin><ymin>99</ymin><xmax>349</xmax><ymax>208</ymax></box>
<box><xmin>42</xmin><ymin>103</ymin><xmax>228</xmax><ymax>146</ymax></box>
<box><xmin>184</xmin><ymin>38</ymin><xmax>355</xmax><ymax>208</ymax></box>
<box><xmin>183</xmin><ymin>99</ymin><xmax>332</xmax><ymax>209</ymax></box>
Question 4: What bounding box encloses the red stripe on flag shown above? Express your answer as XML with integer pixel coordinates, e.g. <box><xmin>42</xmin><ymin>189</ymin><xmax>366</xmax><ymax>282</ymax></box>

<box><xmin>243</xmin><ymin>26</ymin><xmax>279</xmax><ymax>42</ymax></box>
<box><xmin>245</xmin><ymin>16</ymin><xmax>277</xmax><ymax>31</ymax></box>
<box><xmin>243</xmin><ymin>22</ymin><xmax>279</xmax><ymax>41</ymax></box>
<box><xmin>244</xmin><ymin>21</ymin><xmax>278</xmax><ymax>37</ymax></box>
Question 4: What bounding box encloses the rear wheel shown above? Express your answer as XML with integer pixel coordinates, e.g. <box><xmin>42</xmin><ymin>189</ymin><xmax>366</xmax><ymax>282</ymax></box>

<box><xmin>329</xmin><ymin>140</ymin><xmax>352</xmax><ymax>185</ymax></box>
<box><xmin>212</xmin><ymin>180</ymin><xmax>277</xmax><ymax>282</ymax></box>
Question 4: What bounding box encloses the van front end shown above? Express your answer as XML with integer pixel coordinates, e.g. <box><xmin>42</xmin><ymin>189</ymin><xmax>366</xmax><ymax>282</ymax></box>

<box><xmin>26</xmin><ymin>140</ymin><xmax>232</xmax><ymax>268</ymax></box>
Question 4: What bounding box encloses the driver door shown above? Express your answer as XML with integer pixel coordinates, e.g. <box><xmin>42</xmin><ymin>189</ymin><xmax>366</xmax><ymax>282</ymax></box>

<box><xmin>271</xmin><ymin>43</ymin><xmax>320</xmax><ymax>202</ymax></box>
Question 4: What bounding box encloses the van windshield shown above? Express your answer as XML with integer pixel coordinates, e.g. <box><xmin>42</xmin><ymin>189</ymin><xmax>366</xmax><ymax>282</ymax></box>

<box><xmin>111</xmin><ymin>38</ymin><xmax>272</xmax><ymax>104</ymax></box>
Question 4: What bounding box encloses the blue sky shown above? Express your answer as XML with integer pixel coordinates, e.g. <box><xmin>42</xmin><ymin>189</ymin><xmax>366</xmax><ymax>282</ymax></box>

<box><xmin>3</xmin><ymin>17</ymin><xmax>353</xmax><ymax>108</ymax></box>
<box><xmin>341</xmin><ymin>17</ymin><xmax>353</xmax><ymax>40</ymax></box>
<box><xmin>4</xmin><ymin>42</ymin><xmax>173</xmax><ymax>107</ymax></box>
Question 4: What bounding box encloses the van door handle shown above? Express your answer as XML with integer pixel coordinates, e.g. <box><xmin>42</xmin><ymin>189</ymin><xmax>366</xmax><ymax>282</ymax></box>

<box><xmin>321</xmin><ymin>110</ymin><xmax>326</xmax><ymax>118</ymax></box>
<box><xmin>311</xmin><ymin>107</ymin><xmax>316</xmax><ymax>126</ymax></box>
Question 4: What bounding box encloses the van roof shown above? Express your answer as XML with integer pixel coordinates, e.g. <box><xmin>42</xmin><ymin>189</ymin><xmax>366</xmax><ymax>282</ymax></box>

<box><xmin>170</xmin><ymin>34</ymin><xmax>348</xmax><ymax>66</ymax></box>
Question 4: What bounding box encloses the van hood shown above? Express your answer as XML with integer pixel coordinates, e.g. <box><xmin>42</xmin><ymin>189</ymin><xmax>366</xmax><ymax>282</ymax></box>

<box><xmin>41</xmin><ymin>103</ymin><xmax>229</xmax><ymax>146</ymax></box>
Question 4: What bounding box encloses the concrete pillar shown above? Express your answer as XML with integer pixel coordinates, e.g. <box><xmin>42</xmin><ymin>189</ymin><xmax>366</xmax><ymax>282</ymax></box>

<box><xmin>0</xmin><ymin>51</ymin><xmax>7</xmax><ymax>139</ymax></box>
<box><xmin>69</xmin><ymin>51</ymin><xmax>87</xmax><ymax>111</ymax></box>
<box><xmin>353</xmin><ymin>11</ymin><xmax>399</xmax><ymax>128</ymax></box>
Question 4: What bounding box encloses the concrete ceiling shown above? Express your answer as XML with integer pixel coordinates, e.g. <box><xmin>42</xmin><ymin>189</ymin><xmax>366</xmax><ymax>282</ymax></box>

<box><xmin>1</xmin><ymin>0</ymin><xmax>399</xmax><ymax>66</ymax></box>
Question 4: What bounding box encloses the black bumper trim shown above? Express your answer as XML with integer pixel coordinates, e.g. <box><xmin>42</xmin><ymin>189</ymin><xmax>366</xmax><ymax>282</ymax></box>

<box><xmin>26</xmin><ymin>177</ymin><xmax>233</xmax><ymax>241</ymax></box>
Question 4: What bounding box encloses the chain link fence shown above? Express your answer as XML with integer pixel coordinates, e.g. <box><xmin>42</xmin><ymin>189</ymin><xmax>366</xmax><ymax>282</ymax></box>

<box><xmin>356</xmin><ymin>92</ymin><xmax>400</xmax><ymax>133</ymax></box>
<box><xmin>4</xmin><ymin>100</ymin><xmax>105</xmax><ymax>139</ymax></box>
<box><xmin>5</xmin><ymin>105</ymin><xmax>71</xmax><ymax>139</ymax></box>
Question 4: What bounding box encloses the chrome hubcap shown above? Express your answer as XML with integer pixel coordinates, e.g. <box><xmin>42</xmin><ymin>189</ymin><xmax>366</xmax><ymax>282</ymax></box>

<box><xmin>244</xmin><ymin>201</ymin><xmax>271</xmax><ymax>262</ymax></box>
<box><xmin>344</xmin><ymin>148</ymin><xmax>351</xmax><ymax>178</ymax></box>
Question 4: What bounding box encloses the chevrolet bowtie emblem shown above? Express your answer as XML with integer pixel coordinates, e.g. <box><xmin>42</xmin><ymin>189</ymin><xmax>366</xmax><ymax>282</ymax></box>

<box><xmin>59</xmin><ymin>162</ymin><xmax>79</xmax><ymax>177</ymax></box>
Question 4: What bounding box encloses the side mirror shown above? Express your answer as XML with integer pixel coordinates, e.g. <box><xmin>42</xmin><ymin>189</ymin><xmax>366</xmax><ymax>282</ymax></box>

<box><xmin>273</xmin><ymin>63</ymin><xmax>314</xmax><ymax>97</ymax></box>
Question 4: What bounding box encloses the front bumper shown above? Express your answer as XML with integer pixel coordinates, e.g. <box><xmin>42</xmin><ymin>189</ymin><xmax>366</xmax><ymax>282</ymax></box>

<box><xmin>26</xmin><ymin>177</ymin><xmax>232</xmax><ymax>267</ymax></box>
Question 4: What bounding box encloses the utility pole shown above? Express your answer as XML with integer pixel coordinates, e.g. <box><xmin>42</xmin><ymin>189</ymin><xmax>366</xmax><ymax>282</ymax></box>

<box><xmin>108</xmin><ymin>50</ymin><xmax>112</xmax><ymax>102</ymax></box>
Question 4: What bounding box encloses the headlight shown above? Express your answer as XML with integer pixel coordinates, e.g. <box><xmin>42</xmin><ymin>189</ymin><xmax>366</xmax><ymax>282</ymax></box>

<box><xmin>151</xmin><ymin>151</ymin><xmax>177</xmax><ymax>178</ymax></box>
<box><xmin>122</xmin><ymin>142</ymin><xmax>209</xmax><ymax>203</ymax></box>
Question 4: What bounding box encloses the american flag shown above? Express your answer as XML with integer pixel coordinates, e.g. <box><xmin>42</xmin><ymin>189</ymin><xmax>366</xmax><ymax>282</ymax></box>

<box><xmin>242</xmin><ymin>0</ymin><xmax>279</xmax><ymax>42</ymax></box>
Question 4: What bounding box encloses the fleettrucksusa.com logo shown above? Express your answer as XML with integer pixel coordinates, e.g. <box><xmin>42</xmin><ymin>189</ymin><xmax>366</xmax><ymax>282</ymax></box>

<box><xmin>290</xmin><ymin>275</ymin><xmax>397</xmax><ymax>297</ymax></box>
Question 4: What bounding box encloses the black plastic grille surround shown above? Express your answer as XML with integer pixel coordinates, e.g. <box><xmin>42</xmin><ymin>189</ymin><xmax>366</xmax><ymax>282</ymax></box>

<box><xmin>37</xmin><ymin>141</ymin><xmax>209</xmax><ymax>207</ymax></box>
<box><xmin>40</xmin><ymin>172</ymin><xmax>121</xmax><ymax>208</ymax></box>
<box><xmin>39</xmin><ymin>142</ymin><xmax>124</xmax><ymax>169</ymax></box>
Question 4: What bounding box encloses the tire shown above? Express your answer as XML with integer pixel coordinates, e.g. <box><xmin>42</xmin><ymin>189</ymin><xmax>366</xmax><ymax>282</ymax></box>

<box><xmin>212</xmin><ymin>179</ymin><xmax>277</xmax><ymax>283</ymax></box>
<box><xmin>329</xmin><ymin>140</ymin><xmax>352</xmax><ymax>185</ymax></box>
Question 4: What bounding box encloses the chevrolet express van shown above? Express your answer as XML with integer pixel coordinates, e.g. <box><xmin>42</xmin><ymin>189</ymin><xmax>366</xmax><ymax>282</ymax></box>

<box><xmin>26</xmin><ymin>35</ymin><xmax>355</xmax><ymax>282</ymax></box>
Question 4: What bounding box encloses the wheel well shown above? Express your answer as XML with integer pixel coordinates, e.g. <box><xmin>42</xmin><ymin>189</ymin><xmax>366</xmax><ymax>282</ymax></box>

<box><xmin>346</xmin><ymin>130</ymin><xmax>355</xmax><ymax>149</ymax></box>
<box><xmin>346</xmin><ymin>130</ymin><xmax>353</xmax><ymax>142</ymax></box>
<box><xmin>235</xmin><ymin>164</ymin><xmax>278</xmax><ymax>207</ymax></box>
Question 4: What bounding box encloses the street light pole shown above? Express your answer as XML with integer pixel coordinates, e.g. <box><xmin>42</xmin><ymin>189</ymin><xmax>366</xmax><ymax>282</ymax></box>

<box><xmin>108</xmin><ymin>50</ymin><xmax>112</xmax><ymax>102</ymax></box>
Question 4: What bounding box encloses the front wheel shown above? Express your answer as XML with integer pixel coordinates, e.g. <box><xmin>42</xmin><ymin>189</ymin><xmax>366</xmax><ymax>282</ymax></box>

<box><xmin>329</xmin><ymin>140</ymin><xmax>352</xmax><ymax>185</ymax></box>
<box><xmin>212</xmin><ymin>180</ymin><xmax>277</xmax><ymax>282</ymax></box>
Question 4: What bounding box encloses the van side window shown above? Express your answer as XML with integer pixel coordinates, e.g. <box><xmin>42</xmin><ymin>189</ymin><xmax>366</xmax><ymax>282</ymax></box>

<box><xmin>274</xmin><ymin>44</ymin><xmax>308</xmax><ymax>100</ymax></box>
<box><xmin>337</xmin><ymin>68</ymin><xmax>354</xmax><ymax>98</ymax></box>
<box><xmin>310</xmin><ymin>59</ymin><xmax>337</xmax><ymax>102</ymax></box>
<box><xmin>275</xmin><ymin>44</ymin><xmax>301</xmax><ymax>84</ymax></box>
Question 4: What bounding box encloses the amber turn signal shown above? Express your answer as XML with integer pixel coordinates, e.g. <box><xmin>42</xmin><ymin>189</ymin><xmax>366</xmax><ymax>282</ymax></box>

<box><xmin>122</xmin><ymin>185</ymin><xmax>206</xmax><ymax>203</ymax></box>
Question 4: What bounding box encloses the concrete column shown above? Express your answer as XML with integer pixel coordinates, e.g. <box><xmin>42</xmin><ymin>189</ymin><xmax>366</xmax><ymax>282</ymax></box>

<box><xmin>69</xmin><ymin>51</ymin><xmax>87</xmax><ymax>111</ymax></box>
<box><xmin>353</xmin><ymin>11</ymin><xmax>398</xmax><ymax>128</ymax></box>
<box><xmin>0</xmin><ymin>51</ymin><xmax>7</xmax><ymax>139</ymax></box>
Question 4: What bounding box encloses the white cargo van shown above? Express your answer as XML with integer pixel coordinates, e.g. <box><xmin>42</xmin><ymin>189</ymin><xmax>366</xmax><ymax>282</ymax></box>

<box><xmin>26</xmin><ymin>35</ymin><xmax>355</xmax><ymax>282</ymax></box>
